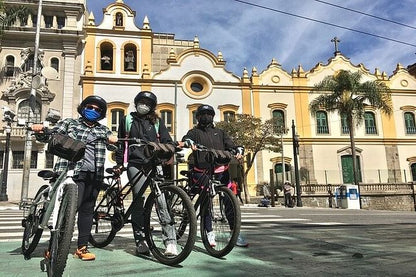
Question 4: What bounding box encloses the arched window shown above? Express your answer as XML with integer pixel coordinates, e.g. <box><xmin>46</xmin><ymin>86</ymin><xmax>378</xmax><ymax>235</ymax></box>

<box><xmin>50</xmin><ymin>57</ymin><xmax>59</xmax><ymax>73</ymax></box>
<box><xmin>404</xmin><ymin>112</ymin><xmax>416</xmax><ymax>134</ymax></box>
<box><xmin>223</xmin><ymin>111</ymin><xmax>235</xmax><ymax>122</ymax></box>
<box><xmin>5</xmin><ymin>55</ymin><xmax>15</xmax><ymax>77</ymax></box>
<box><xmin>272</xmin><ymin>109</ymin><xmax>285</xmax><ymax>129</ymax></box>
<box><xmin>316</xmin><ymin>111</ymin><xmax>329</xmax><ymax>134</ymax></box>
<box><xmin>364</xmin><ymin>112</ymin><xmax>377</xmax><ymax>134</ymax></box>
<box><xmin>111</xmin><ymin>109</ymin><xmax>125</xmax><ymax>132</ymax></box>
<box><xmin>160</xmin><ymin>110</ymin><xmax>173</xmax><ymax>133</ymax></box>
<box><xmin>44</xmin><ymin>15</ymin><xmax>53</xmax><ymax>28</ymax></box>
<box><xmin>123</xmin><ymin>44</ymin><xmax>137</xmax><ymax>72</ymax></box>
<box><xmin>411</xmin><ymin>163</ymin><xmax>416</xmax><ymax>181</ymax></box>
<box><xmin>18</xmin><ymin>99</ymin><xmax>41</xmax><ymax>123</ymax></box>
<box><xmin>115</xmin><ymin>12</ymin><xmax>123</xmax><ymax>26</ymax></box>
<box><xmin>100</xmin><ymin>42</ymin><xmax>113</xmax><ymax>71</ymax></box>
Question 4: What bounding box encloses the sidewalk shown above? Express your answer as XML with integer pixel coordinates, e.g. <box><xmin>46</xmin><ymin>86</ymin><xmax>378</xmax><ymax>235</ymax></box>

<box><xmin>0</xmin><ymin>201</ymin><xmax>20</xmax><ymax>210</ymax></box>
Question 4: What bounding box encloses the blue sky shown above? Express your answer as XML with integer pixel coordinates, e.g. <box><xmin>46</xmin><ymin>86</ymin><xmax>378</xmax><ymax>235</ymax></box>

<box><xmin>87</xmin><ymin>0</ymin><xmax>416</xmax><ymax>76</ymax></box>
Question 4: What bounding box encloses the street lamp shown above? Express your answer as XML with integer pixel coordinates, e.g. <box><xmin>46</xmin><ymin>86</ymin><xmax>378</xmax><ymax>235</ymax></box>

<box><xmin>1</xmin><ymin>108</ymin><xmax>16</xmax><ymax>201</ymax></box>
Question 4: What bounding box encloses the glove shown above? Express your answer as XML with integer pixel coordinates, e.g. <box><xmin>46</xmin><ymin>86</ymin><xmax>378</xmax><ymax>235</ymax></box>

<box><xmin>112</xmin><ymin>164</ymin><xmax>124</xmax><ymax>175</ymax></box>
<box><xmin>183</xmin><ymin>139</ymin><xmax>195</xmax><ymax>148</ymax></box>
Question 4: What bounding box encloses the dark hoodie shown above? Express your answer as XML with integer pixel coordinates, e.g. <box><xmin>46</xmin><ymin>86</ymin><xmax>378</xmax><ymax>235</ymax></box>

<box><xmin>182</xmin><ymin>124</ymin><xmax>236</xmax><ymax>169</ymax></box>
<box><xmin>115</xmin><ymin>112</ymin><xmax>172</xmax><ymax>165</ymax></box>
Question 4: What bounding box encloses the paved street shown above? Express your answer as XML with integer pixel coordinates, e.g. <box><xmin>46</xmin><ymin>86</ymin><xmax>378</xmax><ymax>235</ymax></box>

<box><xmin>1</xmin><ymin>205</ymin><xmax>416</xmax><ymax>276</ymax></box>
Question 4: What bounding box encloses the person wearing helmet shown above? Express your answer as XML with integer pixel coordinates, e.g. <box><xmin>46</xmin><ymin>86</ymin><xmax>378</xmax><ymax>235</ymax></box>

<box><xmin>114</xmin><ymin>91</ymin><xmax>178</xmax><ymax>256</ymax></box>
<box><xmin>182</xmin><ymin>104</ymin><xmax>248</xmax><ymax>247</ymax></box>
<box><xmin>32</xmin><ymin>95</ymin><xmax>117</xmax><ymax>260</ymax></box>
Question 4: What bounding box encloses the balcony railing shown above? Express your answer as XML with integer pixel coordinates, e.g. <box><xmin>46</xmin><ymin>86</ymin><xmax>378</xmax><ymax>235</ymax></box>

<box><xmin>406</xmin><ymin>126</ymin><xmax>416</xmax><ymax>134</ymax></box>
<box><xmin>365</xmin><ymin>126</ymin><xmax>377</xmax><ymax>134</ymax></box>
<box><xmin>317</xmin><ymin>125</ymin><xmax>329</xmax><ymax>134</ymax></box>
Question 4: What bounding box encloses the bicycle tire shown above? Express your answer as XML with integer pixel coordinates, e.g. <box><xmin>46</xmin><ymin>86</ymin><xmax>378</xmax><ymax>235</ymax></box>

<box><xmin>144</xmin><ymin>185</ymin><xmax>196</xmax><ymax>266</ymax></box>
<box><xmin>47</xmin><ymin>182</ymin><xmax>77</xmax><ymax>277</ymax></box>
<box><xmin>21</xmin><ymin>184</ymin><xmax>48</xmax><ymax>259</ymax></box>
<box><xmin>89</xmin><ymin>188</ymin><xmax>118</xmax><ymax>248</ymax></box>
<box><xmin>200</xmin><ymin>185</ymin><xmax>241</xmax><ymax>258</ymax></box>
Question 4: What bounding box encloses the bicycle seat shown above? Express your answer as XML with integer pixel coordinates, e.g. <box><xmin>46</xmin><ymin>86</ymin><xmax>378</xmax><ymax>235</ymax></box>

<box><xmin>38</xmin><ymin>170</ymin><xmax>58</xmax><ymax>180</ymax></box>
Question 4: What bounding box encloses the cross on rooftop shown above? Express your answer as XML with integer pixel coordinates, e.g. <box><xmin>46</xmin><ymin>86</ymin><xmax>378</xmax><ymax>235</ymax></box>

<box><xmin>331</xmin><ymin>37</ymin><xmax>341</xmax><ymax>55</ymax></box>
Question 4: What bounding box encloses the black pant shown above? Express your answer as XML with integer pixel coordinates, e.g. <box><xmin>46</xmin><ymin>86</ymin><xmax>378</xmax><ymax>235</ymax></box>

<box><xmin>284</xmin><ymin>193</ymin><xmax>292</xmax><ymax>207</ymax></box>
<box><xmin>75</xmin><ymin>171</ymin><xmax>100</xmax><ymax>248</ymax></box>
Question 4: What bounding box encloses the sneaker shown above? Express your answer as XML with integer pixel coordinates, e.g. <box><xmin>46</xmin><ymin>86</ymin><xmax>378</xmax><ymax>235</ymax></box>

<box><xmin>236</xmin><ymin>234</ymin><xmax>249</xmax><ymax>247</ymax></box>
<box><xmin>136</xmin><ymin>240</ymin><xmax>150</xmax><ymax>255</ymax></box>
<box><xmin>73</xmin><ymin>246</ymin><xmax>95</xmax><ymax>261</ymax></box>
<box><xmin>207</xmin><ymin>231</ymin><xmax>216</xmax><ymax>247</ymax></box>
<box><xmin>164</xmin><ymin>242</ymin><xmax>178</xmax><ymax>256</ymax></box>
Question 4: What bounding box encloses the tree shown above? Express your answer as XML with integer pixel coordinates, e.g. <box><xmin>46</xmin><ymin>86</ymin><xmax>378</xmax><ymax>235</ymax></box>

<box><xmin>0</xmin><ymin>1</ymin><xmax>28</xmax><ymax>36</ymax></box>
<box><xmin>216</xmin><ymin>114</ymin><xmax>283</xmax><ymax>203</ymax></box>
<box><xmin>309</xmin><ymin>70</ymin><xmax>392</xmax><ymax>207</ymax></box>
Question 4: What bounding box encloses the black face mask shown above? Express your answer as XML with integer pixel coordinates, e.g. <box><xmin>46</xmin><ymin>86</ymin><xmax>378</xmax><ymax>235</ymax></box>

<box><xmin>198</xmin><ymin>114</ymin><xmax>213</xmax><ymax>126</ymax></box>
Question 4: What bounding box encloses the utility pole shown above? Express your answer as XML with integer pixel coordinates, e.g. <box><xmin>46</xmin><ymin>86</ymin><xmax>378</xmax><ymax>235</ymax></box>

<box><xmin>21</xmin><ymin>0</ymin><xmax>43</xmax><ymax>201</ymax></box>
<box><xmin>292</xmin><ymin>120</ymin><xmax>302</xmax><ymax>207</ymax></box>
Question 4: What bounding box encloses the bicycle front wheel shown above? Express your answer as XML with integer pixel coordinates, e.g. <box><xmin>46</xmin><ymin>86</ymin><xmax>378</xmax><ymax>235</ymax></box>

<box><xmin>48</xmin><ymin>182</ymin><xmax>77</xmax><ymax>277</ymax></box>
<box><xmin>89</xmin><ymin>188</ymin><xmax>118</xmax><ymax>248</ymax></box>
<box><xmin>21</xmin><ymin>184</ymin><xmax>48</xmax><ymax>259</ymax></box>
<box><xmin>201</xmin><ymin>185</ymin><xmax>241</xmax><ymax>258</ymax></box>
<box><xmin>144</xmin><ymin>185</ymin><xmax>196</xmax><ymax>266</ymax></box>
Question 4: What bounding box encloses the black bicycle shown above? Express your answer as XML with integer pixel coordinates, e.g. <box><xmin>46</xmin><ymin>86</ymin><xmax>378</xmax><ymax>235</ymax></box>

<box><xmin>89</xmin><ymin>138</ymin><xmax>197</xmax><ymax>266</ymax></box>
<box><xmin>175</xmin><ymin>144</ymin><xmax>241</xmax><ymax>258</ymax></box>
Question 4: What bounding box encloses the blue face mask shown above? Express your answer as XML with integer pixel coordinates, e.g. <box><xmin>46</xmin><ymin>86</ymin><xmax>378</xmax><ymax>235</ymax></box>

<box><xmin>82</xmin><ymin>108</ymin><xmax>101</xmax><ymax>122</ymax></box>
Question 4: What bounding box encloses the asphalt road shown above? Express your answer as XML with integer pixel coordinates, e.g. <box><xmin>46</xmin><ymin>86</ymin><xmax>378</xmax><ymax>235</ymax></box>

<box><xmin>1</xmin><ymin>205</ymin><xmax>416</xmax><ymax>277</ymax></box>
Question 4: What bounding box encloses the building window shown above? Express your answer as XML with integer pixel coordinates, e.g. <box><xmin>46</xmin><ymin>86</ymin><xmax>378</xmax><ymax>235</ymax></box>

<box><xmin>192</xmin><ymin>110</ymin><xmax>197</xmax><ymax>127</ymax></box>
<box><xmin>123</xmin><ymin>44</ymin><xmax>137</xmax><ymax>72</ymax></box>
<box><xmin>115</xmin><ymin>12</ymin><xmax>123</xmax><ymax>26</ymax></box>
<box><xmin>404</xmin><ymin>112</ymin><xmax>416</xmax><ymax>134</ymax></box>
<box><xmin>51</xmin><ymin>57</ymin><xmax>59</xmax><ymax>73</ymax></box>
<box><xmin>18</xmin><ymin>99</ymin><xmax>41</xmax><ymax>123</ymax></box>
<box><xmin>341</xmin><ymin>114</ymin><xmax>349</xmax><ymax>134</ymax></box>
<box><xmin>160</xmin><ymin>110</ymin><xmax>173</xmax><ymax>133</ymax></box>
<box><xmin>0</xmin><ymin>151</ymin><xmax>4</xmax><ymax>169</ymax></box>
<box><xmin>12</xmin><ymin>151</ymin><xmax>37</xmax><ymax>169</ymax></box>
<box><xmin>100</xmin><ymin>42</ymin><xmax>113</xmax><ymax>71</ymax></box>
<box><xmin>5</xmin><ymin>55</ymin><xmax>15</xmax><ymax>77</ymax></box>
<box><xmin>272</xmin><ymin>110</ymin><xmax>285</xmax><ymax>129</ymax></box>
<box><xmin>44</xmin><ymin>16</ymin><xmax>53</xmax><ymax>28</ymax></box>
<box><xmin>316</xmin><ymin>111</ymin><xmax>329</xmax><ymax>134</ymax></box>
<box><xmin>111</xmin><ymin>109</ymin><xmax>124</xmax><ymax>132</ymax></box>
<box><xmin>45</xmin><ymin>152</ymin><xmax>54</xmax><ymax>168</ymax></box>
<box><xmin>223</xmin><ymin>111</ymin><xmax>235</xmax><ymax>123</ymax></box>
<box><xmin>57</xmin><ymin>16</ymin><xmax>65</xmax><ymax>29</ymax></box>
<box><xmin>411</xmin><ymin>163</ymin><xmax>416</xmax><ymax>181</ymax></box>
<box><xmin>364</xmin><ymin>112</ymin><xmax>377</xmax><ymax>134</ymax></box>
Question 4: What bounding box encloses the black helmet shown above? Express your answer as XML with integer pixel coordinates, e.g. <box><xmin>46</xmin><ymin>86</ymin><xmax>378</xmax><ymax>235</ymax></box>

<box><xmin>196</xmin><ymin>104</ymin><xmax>215</xmax><ymax>117</ymax></box>
<box><xmin>77</xmin><ymin>95</ymin><xmax>107</xmax><ymax>120</ymax></box>
<box><xmin>134</xmin><ymin>91</ymin><xmax>157</xmax><ymax>110</ymax></box>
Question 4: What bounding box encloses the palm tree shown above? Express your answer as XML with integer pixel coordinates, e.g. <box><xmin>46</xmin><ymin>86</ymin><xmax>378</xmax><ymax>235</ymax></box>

<box><xmin>0</xmin><ymin>1</ymin><xmax>28</xmax><ymax>36</ymax></box>
<box><xmin>309</xmin><ymin>70</ymin><xmax>392</xmax><ymax>208</ymax></box>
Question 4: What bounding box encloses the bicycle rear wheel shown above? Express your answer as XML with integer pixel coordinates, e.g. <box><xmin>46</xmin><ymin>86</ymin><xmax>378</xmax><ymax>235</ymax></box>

<box><xmin>144</xmin><ymin>185</ymin><xmax>196</xmax><ymax>266</ymax></box>
<box><xmin>21</xmin><ymin>184</ymin><xmax>48</xmax><ymax>259</ymax></box>
<box><xmin>200</xmin><ymin>185</ymin><xmax>241</xmax><ymax>258</ymax></box>
<box><xmin>47</xmin><ymin>182</ymin><xmax>77</xmax><ymax>277</ymax></box>
<box><xmin>89</xmin><ymin>188</ymin><xmax>118</xmax><ymax>248</ymax></box>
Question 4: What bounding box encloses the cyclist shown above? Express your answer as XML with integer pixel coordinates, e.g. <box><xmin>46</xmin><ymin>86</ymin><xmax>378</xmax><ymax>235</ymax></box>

<box><xmin>182</xmin><ymin>104</ymin><xmax>248</xmax><ymax>247</ymax></box>
<box><xmin>114</xmin><ymin>91</ymin><xmax>178</xmax><ymax>256</ymax></box>
<box><xmin>32</xmin><ymin>95</ymin><xmax>117</xmax><ymax>261</ymax></box>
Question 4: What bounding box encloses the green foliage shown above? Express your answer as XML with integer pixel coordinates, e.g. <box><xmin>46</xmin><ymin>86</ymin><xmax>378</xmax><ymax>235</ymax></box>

<box><xmin>309</xmin><ymin>70</ymin><xmax>392</xmax><ymax>126</ymax></box>
<box><xmin>216</xmin><ymin>114</ymin><xmax>283</xmax><ymax>170</ymax></box>
<box><xmin>0</xmin><ymin>3</ymin><xmax>29</xmax><ymax>35</ymax></box>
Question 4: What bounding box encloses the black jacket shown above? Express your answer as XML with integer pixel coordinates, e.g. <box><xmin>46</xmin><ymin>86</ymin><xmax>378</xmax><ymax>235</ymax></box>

<box><xmin>115</xmin><ymin>112</ymin><xmax>173</xmax><ymax>165</ymax></box>
<box><xmin>182</xmin><ymin>125</ymin><xmax>236</xmax><ymax>169</ymax></box>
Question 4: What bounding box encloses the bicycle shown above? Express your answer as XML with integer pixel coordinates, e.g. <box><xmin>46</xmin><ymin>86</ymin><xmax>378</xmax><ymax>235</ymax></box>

<box><xmin>175</xmin><ymin>144</ymin><xmax>241</xmax><ymax>258</ymax></box>
<box><xmin>20</xmin><ymin>129</ymin><xmax>86</xmax><ymax>276</ymax></box>
<box><xmin>89</xmin><ymin>138</ymin><xmax>197</xmax><ymax>266</ymax></box>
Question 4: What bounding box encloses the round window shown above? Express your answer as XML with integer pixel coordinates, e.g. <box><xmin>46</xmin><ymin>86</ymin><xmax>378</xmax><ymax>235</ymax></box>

<box><xmin>190</xmin><ymin>82</ymin><xmax>203</xmax><ymax>92</ymax></box>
